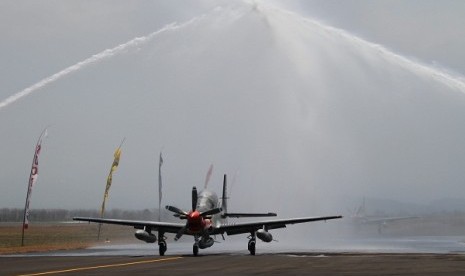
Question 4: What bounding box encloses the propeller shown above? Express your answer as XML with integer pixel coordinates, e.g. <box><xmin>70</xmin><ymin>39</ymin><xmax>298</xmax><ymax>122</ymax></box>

<box><xmin>166</xmin><ymin>205</ymin><xmax>188</xmax><ymax>217</ymax></box>
<box><xmin>200</xmin><ymin>207</ymin><xmax>222</xmax><ymax>217</ymax></box>
<box><xmin>175</xmin><ymin>225</ymin><xmax>188</xmax><ymax>241</ymax></box>
<box><xmin>165</xmin><ymin>186</ymin><xmax>222</xmax><ymax>241</ymax></box>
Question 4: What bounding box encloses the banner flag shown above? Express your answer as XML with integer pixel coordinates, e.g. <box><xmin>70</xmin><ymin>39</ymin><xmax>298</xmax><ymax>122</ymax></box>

<box><xmin>22</xmin><ymin>128</ymin><xmax>47</xmax><ymax>230</ymax></box>
<box><xmin>98</xmin><ymin>140</ymin><xmax>123</xmax><ymax>240</ymax></box>
<box><xmin>100</xmin><ymin>145</ymin><xmax>122</xmax><ymax>218</ymax></box>
<box><xmin>21</xmin><ymin>127</ymin><xmax>48</xmax><ymax>246</ymax></box>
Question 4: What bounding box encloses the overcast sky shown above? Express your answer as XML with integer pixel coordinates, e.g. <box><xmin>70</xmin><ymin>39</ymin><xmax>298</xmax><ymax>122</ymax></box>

<box><xmin>1</xmin><ymin>1</ymin><xmax>465</xmax><ymax>217</ymax></box>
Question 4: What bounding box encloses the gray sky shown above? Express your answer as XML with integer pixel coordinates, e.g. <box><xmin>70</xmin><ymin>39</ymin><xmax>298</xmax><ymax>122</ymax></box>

<box><xmin>1</xmin><ymin>1</ymin><xmax>465</xmax><ymax>217</ymax></box>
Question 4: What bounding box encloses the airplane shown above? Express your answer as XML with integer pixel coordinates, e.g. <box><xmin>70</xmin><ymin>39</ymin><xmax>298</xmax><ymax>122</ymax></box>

<box><xmin>74</xmin><ymin>174</ymin><xmax>343</xmax><ymax>256</ymax></box>
<box><xmin>350</xmin><ymin>198</ymin><xmax>419</xmax><ymax>233</ymax></box>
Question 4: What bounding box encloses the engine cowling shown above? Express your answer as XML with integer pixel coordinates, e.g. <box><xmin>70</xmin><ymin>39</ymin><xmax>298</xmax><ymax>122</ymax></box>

<box><xmin>134</xmin><ymin>230</ymin><xmax>157</xmax><ymax>243</ymax></box>
<box><xmin>256</xmin><ymin>229</ymin><xmax>273</xmax><ymax>243</ymax></box>
<box><xmin>198</xmin><ymin>237</ymin><xmax>214</xmax><ymax>249</ymax></box>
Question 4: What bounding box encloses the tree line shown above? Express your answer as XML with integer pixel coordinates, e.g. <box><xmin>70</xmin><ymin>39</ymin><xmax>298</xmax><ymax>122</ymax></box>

<box><xmin>0</xmin><ymin>208</ymin><xmax>171</xmax><ymax>222</ymax></box>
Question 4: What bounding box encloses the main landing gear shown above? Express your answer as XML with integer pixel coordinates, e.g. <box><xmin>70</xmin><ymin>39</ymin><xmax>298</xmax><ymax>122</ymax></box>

<box><xmin>248</xmin><ymin>233</ymin><xmax>256</xmax><ymax>255</ymax></box>
<box><xmin>159</xmin><ymin>241</ymin><xmax>167</xmax><ymax>256</ymax></box>
<box><xmin>158</xmin><ymin>232</ymin><xmax>167</xmax><ymax>256</ymax></box>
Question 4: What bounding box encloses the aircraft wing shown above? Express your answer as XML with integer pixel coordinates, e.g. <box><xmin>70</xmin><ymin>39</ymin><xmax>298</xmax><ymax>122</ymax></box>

<box><xmin>73</xmin><ymin>217</ymin><xmax>185</xmax><ymax>234</ymax></box>
<box><xmin>74</xmin><ymin>215</ymin><xmax>343</xmax><ymax>236</ymax></box>
<box><xmin>213</xmin><ymin>215</ymin><xmax>342</xmax><ymax>236</ymax></box>
<box><xmin>360</xmin><ymin>216</ymin><xmax>420</xmax><ymax>224</ymax></box>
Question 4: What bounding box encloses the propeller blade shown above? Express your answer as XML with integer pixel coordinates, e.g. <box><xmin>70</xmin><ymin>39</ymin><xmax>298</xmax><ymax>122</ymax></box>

<box><xmin>172</xmin><ymin>214</ymin><xmax>188</xmax><ymax>219</ymax></box>
<box><xmin>166</xmin><ymin>205</ymin><xmax>188</xmax><ymax>216</ymax></box>
<box><xmin>200</xmin><ymin>207</ymin><xmax>222</xmax><ymax>217</ymax></box>
<box><xmin>192</xmin><ymin>186</ymin><xmax>198</xmax><ymax>211</ymax></box>
<box><xmin>174</xmin><ymin>224</ymin><xmax>187</xmax><ymax>241</ymax></box>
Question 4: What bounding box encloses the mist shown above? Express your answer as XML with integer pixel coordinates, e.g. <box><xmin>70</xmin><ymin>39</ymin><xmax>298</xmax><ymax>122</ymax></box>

<box><xmin>1</xmin><ymin>0</ymin><xmax>465</xmax><ymax>241</ymax></box>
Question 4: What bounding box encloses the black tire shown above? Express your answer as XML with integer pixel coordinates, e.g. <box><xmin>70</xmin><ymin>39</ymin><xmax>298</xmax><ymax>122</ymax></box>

<box><xmin>159</xmin><ymin>242</ymin><xmax>167</xmax><ymax>256</ymax></box>
<box><xmin>248</xmin><ymin>241</ymin><xmax>256</xmax><ymax>256</ymax></box>
<box><xmin>193</xmin><ymin>245</ymin><xmax>199</xmax><ymax>256</ymax></box>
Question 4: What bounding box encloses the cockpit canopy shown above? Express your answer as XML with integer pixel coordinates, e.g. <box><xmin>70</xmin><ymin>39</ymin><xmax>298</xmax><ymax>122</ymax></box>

<box><xmin>196</xmin><ymin>190</ymin><xmax>218</xmax><ymax>212</ymax></box>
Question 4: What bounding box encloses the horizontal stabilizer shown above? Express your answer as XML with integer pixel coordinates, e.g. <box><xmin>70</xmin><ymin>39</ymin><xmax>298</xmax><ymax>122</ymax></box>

<box><xmin>222</xmin><ymin>212</ymin><xmax>277</xmax><ymax>218</ymax></box>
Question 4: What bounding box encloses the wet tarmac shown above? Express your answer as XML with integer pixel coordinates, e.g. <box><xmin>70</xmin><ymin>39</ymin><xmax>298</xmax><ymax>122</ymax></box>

<box><xmin>7</xmin><ymin>235</ymin><xmax>465</xmax><ymax>257</ymax></box>
<box><xmin>2</xmin><ymin>236</ymin><xmax>465</xmax><ymax>275</ymax></box>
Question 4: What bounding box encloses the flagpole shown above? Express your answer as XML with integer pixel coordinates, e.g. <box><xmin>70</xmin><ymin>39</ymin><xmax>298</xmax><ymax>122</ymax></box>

<box><xmin>21</xmin><ymin>127</ymin><xmax>47</xmax><ymax>246</ymax></box>
<box><xmin>158</xmin><ymin>151</ymin><xmax>163</xmax><ymax>222</ymax></box>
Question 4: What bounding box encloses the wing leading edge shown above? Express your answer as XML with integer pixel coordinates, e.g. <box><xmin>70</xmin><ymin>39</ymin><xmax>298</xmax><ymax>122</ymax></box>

<box><xmin>213</xmin><ymin>215</ymin><xmax>343</xmax><ymax>235</ymax></box>
<box><xmin>73</xmin><ymin>217</ymin><xmax>185</xmax><ymax>233</ymax></box>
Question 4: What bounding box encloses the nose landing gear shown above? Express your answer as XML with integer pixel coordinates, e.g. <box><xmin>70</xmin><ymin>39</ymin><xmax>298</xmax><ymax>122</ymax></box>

<box><xmin>193</xmin><ymin>235</ymin><xmax>199</xmax><ymax>256</ymax></box>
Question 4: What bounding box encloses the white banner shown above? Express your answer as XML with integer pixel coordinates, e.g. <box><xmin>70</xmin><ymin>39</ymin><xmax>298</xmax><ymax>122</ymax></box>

<box><xmin>23</xmin><ymin>128</ymin><xmax>47</xmax><ymax>230</ymax></box>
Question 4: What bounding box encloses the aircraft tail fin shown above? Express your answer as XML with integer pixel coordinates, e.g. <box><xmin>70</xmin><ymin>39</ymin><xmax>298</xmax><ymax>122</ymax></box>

<box><xmin>221</xmin><ymin>174</ymin><xmax>228</xmax><ymax>216</ymax></box>
<box><xmin>220</xmin><ymin>174</ymin><xmax>277</xmax><ymax>219</ymax></box>
<box><xmin>355</xmin><ymin>197</ymin><xmax>366</xmax><ymax>217</ymax></box>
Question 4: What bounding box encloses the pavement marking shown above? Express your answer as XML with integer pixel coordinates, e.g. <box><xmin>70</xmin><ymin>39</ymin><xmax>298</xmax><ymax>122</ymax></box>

<box><xmin>16</xmin><ymin>256</ymin><xmax>183</xmax><ymax>276</ymax></box>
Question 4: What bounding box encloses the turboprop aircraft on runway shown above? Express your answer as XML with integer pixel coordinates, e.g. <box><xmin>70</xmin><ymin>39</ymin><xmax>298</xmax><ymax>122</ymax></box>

<box><xmin>74</xmin><ymin>175</ymin><xmax>342</xmax><ymax>256</ymax></box>
<box><xmin>350</xmin><ymin>198</ymin><xmax>420</xmax><ymax>234</ymax></box>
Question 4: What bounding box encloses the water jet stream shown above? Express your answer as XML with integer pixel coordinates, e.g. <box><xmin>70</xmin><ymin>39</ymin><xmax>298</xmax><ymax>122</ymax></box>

<box><xmin>0</xmin><ymin>17</ymin><xmax>202</xmax><ymax>111</ymax></box>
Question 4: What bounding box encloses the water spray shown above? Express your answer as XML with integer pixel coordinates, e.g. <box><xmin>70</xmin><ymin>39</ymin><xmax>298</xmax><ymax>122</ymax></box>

<box><xmin>1</xmin><ymin>2</ymin><xmax>464</xmax><ymax>113</ymax></box>
<box><xmin>264</xmin><ymin>4</ymin><xmax>465</xmax><ymax>93</ymax></box>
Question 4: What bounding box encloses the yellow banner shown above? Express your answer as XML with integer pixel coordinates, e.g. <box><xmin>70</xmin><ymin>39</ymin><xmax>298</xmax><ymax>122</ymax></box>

<box><xmin>101</xmin><ymin>146</ymin><xmax>122</xmax><ymax>217</ymax></box>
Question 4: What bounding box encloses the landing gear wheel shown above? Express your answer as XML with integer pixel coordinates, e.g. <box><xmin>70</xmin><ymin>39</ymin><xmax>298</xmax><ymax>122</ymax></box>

<box><xmin>159</xmin><ymin>241</ymin><xmax>167</xmax><ymax>256</ymax></box>
<box><xmin>193</xmin><ymin>244</ymin><xmax>199</xmax><ymax>256</ymax></box>
<box><xmin>248</xmin><ymin>240</ymin><xmax>256</xmax><ymax>256</ymax></box>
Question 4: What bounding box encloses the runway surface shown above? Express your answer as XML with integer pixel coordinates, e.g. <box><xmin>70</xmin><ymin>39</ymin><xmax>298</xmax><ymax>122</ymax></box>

<box><xmin>2</xmin><ymin>236</ymin><xmax>465</xmax><ymax>275</ymax></box>
<box><xmin>3</xmin><ymin>253</ymin><xmax>465</xmax><ymax>276</ymax></box>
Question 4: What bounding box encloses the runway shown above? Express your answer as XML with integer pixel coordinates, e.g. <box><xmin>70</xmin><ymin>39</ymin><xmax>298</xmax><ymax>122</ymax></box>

<box><xmin>3</xmin><ymin>253</ymin><xmax>465</xmax><ymax>276</ymax></box>
<box><xmin>2</xmin><ymin>236</ymin><xmax>465</xmax><ymax>275</ymax></box>
<box><xmin>8</xmin><ymin>235</ymin><xmax>465</xmax><ymax>257</ymax></box>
